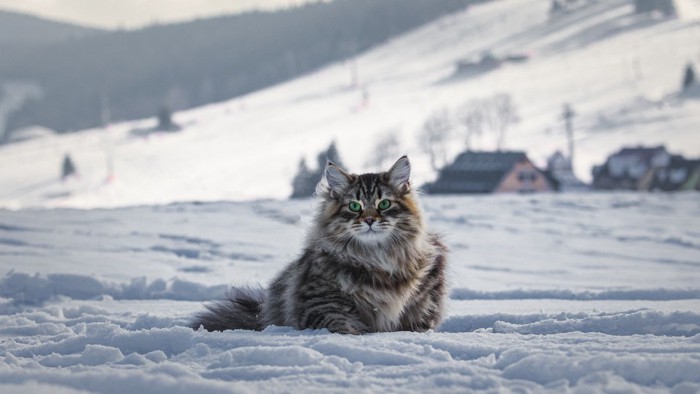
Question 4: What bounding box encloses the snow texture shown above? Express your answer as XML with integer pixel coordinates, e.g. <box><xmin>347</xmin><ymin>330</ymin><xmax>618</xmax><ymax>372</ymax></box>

<box><xmin>1</xmin><ymin>193</ymin><xmax>699</xmax><ymax>393</ymax></box>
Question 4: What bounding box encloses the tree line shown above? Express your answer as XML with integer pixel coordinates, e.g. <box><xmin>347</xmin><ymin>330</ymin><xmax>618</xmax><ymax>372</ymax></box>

<box><xmin>0</xmin><ymin>0</ymin><xmax>477</xmax><ymax>136</ymax></box>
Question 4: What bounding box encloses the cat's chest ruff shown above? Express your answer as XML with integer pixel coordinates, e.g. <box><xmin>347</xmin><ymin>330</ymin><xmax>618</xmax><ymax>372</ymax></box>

<box><xmin>339</xmin><ymin>264</ymin><xmax>427</xmax><ymax>331</ymax></box>
<box><xmin>363</xmin><ymin>285</ymin><xmax>416</xmax><ymax>331</ymax></box>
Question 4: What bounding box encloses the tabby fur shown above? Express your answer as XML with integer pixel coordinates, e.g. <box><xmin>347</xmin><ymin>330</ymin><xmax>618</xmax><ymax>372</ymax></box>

<box><xmin>191</xmin><ymin>156</ymin><xmax>448</xmax><ymax>334</ymax></box>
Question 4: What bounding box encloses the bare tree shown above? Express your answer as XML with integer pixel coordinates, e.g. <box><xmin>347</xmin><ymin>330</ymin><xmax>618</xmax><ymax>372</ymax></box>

<box><xmin>456</xmin><ymin>99</ymin><xmax>486</xmax><ymax>150</ymax></box>
<box><xmin>418</xmin><ymin>108</ymin><xmax>452</xmax><ymax>171</ymax></box>
<box><xmin>367</xmin><ymin>130</ymin><xmax>401</xmax><ymax>170</ymax></box>
<box><xmin>484</xmin><ymin>93</ymin><xmax>519</xmax><ymax>151</ymax></box>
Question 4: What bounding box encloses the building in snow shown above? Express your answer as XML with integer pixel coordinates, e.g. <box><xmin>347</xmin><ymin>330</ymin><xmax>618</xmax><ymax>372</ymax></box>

<box><xmin>423</xmin><ymin>151</ymin><xmax>557</xmax><ymax>194</ymax></box>
<box><xmin>592</xmin><ymin>146</ymin><xmax>671</xmax><ymax>190</ymax></box>
<box><xmin>546</xmin><ymin>151</ymin><xmax>588</xmax><ymax>192</ymax></box>
<box><xmin>590</xmin><ymin>145</ymin><xmax>700</xmax><ymax>191</ymax></box>
<box><xmin>639</xmin><ymin>155</ymin><xmax>700</xmax><ymax>191</ymax></box>
<box><xmin>635</xmin><ymin>0</ymin><xmax>676</xmax><ymax>16</ymax></box>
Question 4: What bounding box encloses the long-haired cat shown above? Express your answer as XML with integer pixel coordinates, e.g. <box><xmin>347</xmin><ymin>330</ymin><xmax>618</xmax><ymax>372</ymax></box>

<box><xmin>191</xmin><ymin>156</ymin><xmax>447</xmax><ymax>334</ymax></box>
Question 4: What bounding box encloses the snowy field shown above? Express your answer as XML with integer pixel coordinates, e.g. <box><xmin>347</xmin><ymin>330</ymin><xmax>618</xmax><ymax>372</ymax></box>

<box><xmin>1</xmin><ymin>0</ymin><xmax>700</xmax><ymax>392</ymax></box>
<box><xmin>1</xmin><ymin>192</ymin><xmax>699</xmax><ymax>392</ymax></box>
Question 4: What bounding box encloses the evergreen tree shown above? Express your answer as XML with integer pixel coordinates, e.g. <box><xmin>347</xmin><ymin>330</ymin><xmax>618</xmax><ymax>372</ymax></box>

<box><xmin>683</xmin><ymin>63</ymin><xmax>696</xmax><ymax>91</ymax></box>
<box><xmin>549</xmin><ymin>0</ymin><xmax>564</xmax><ymax>16</ymax></box>
<box><xmin>61</xmin><ymin>154</ymin><xmax>76</xmax><ymax>180</ymax></box>
<box><xmin>155</xmin><ymin>105</ymin><xmax>181</xmax><ymax>132</ymax></box>
<box><xmin>290</xmin><ymin>158</ymin><xmax>316</xmax><ymax>198</ymax></box>
<box><xmin>317</xmin><ymin>141</ymin><xmax>344</xmax><ymax>169</ymax></box>
<box><xmin>292</xmin><ymin>142</ymin><xmax>345</xmax><ymax>198</ymax></box>
<box><xmin>156</xmin><ymin>106</ymin><xmax>174</xmax><ymax>131</ymax></box>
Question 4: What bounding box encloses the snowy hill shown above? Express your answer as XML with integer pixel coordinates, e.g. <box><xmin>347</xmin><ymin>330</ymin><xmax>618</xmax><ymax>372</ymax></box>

<box><xmin>1</xmin><ymin>0</ymin><xmax>700</xmax><ymax>209</ymax></box>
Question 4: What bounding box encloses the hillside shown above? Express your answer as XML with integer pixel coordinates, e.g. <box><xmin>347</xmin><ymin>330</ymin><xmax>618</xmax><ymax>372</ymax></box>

<box><xmin>0</xmin><ymin>10</ymin><xmax>103</xmax><ymax>47</ymax></box>
<box><xmin>0</xmin><ymin>0</ymin><xmax>699</xmax><ymax>209</ymax></box>
<box><xmin>0</xmin><ymin>0</ymin><xmax>474</xmax><ymax>134</ymax></box>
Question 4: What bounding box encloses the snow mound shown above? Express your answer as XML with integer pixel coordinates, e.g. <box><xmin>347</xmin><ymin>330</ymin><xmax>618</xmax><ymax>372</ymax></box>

<box><xmin>2</xmin><ymin>304</ymin><xmax>699</xmax><ymax>392</ymax></box>
<box><xmin>440</xmin><ymin>309</ymin><xmax>700</xmax><ymax>336</ymax></box>
<box><xmin>0</xmin><ymin>272</ymin><xmax>228</xmax><ymax>304</ymax></box>
<box><xmin>451</xmin><ymin>288</ymin><xmax>700</xmax><ymax>300</ymax></box>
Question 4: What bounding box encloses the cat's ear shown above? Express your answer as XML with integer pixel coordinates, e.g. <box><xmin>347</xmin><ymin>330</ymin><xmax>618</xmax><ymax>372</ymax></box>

<box><xmin>386</xmin><ymin>156</ymin><xmax>411</xmax><ymax>194</ymax></box>
<box><xmin>324</xmin><ymin>161</ymin><xmax>352</xmax><ymax>197</ymax></box>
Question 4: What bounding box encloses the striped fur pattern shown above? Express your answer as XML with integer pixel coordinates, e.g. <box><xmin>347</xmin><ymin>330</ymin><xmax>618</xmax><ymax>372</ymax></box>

<box><xmin>192</xmin><ymin>156</ymin><xmax>448</xmax><ymax>334</ymax></box>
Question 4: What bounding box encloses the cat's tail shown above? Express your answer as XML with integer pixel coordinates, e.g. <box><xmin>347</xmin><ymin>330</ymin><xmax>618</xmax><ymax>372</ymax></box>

<box><xmin>190</xmin><ymin>286</ymin><xmax>266</xmax><ymax>331</ymax></box>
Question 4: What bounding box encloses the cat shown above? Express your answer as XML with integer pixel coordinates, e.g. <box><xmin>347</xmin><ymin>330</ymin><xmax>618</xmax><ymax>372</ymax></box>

<box><xmin>191</xmin><ymin>156</ymin><xmax>448</xmax><ymax>334</ymax></box>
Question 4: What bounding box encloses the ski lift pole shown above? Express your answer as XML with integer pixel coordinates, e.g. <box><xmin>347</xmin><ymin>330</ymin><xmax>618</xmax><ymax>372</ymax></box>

<box><xmin>100</xmin><ymin>93</ymin><xmax>115</xmax><ymax>183</ymax></box>
<box><xmin>562</xmin><ymin>103</ymin><xmax>576</xmax><ymax>170</ymax></box>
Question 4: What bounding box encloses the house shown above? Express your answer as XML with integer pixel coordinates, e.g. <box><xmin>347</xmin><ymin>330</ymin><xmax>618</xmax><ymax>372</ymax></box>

<box><xmin>423</xmin><ymin>151</ymin><xmax>557</xmax><ymax>194</ymax></box>
<box><xmin>634</xmin><ymin>0</ymin><xmax>675</xmax><ymax>16</ymax></box>
<box><xmin>592</xmin><ymin>146</ymin><xmax>671</xmax><ymax>190</ymax></box>
<box><xmin>639</xmin><ymin>155</ymin><xmax>700</xmax><ymax>191</ymax></box>
<box><xmin>455</xmin><ymin>51</ymin><xmax>501</xmax><ymax>75</ymax></box>
<box><xmin>455</xmin><ymin>51</ymin><xmax>529</xmax><ymax>76</ymax></box>
<box><xmin>546</xmin><ymin>151</ymin><xmax>588</xmax><ymax>192</ymax></box>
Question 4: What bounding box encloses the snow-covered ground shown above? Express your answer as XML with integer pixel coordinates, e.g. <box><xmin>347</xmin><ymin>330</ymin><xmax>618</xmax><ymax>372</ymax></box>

<box><xmin>1</xmin><ymin>0</ymin><xmax>699</xmax><ymax>392</ymax></box>
<box><xmin>1</xmin><ymin>0</ymin><xmax>700</xmax><ymax>209</ymax></box>
<box><xmin>1</xmin><ymin>193</ymin><xmax>699</xmax><ymax>392</ymax></box>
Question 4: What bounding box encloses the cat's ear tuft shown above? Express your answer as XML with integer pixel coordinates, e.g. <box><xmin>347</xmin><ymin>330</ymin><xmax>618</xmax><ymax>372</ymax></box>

<box><xmin>324</xmin><ymin>161</ymin><xmax>352</xmax><ymax>197</ymax></box>
<box><xmin>387</xmin><ymin>156</ymin><xmax>411</xmax><ymax>194</ymax></box>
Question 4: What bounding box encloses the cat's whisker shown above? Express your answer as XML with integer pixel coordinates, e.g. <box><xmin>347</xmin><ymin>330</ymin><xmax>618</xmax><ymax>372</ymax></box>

<box><xmin>192</xmin><ymin>156</ymin><xmax>447</xmax><ymax>334</ymax></box>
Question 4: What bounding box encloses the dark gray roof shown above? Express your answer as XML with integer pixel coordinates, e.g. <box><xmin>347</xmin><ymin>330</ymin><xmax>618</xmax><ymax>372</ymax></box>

<box><xmin>614</xmin><ymin>145</ymin><xmax>667</xmax><ymax>160</ymax></box>
<box><xmin>424</xmin><ymin>151</ymin><xmax>527</xmax><ymax>194</ymax></box>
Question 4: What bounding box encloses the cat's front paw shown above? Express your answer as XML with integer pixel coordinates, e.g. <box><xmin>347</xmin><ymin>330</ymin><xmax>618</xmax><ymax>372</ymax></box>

<box><xmin>326</xmin><ymin>321</ymin><xmax>369</xmax><ymax>335</ymax></box>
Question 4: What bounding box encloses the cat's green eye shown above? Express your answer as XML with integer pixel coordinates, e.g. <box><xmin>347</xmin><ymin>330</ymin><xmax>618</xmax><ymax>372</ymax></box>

<box><xmin>378</xmin><ymin>199</ymin><xmax>391</xmax><ymax>210</ymax></box>
<box><xmin>349</xmin><ymin>201</ymin><xmax>362</xmax><ymax>212</ymax></box>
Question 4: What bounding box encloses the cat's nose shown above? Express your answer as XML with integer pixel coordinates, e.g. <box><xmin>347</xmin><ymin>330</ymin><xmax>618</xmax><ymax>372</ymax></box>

<box><xmin>364</xmin><ymin>217</ymin><xmax>376</xmax><ymax>226</ymax></box>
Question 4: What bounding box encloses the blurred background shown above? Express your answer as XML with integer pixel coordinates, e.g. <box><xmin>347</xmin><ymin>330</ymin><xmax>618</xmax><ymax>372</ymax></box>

<box><xmin>0</xmin><ymin>0</ymin><xmax>699</xmax><ymax>208</ymax></box>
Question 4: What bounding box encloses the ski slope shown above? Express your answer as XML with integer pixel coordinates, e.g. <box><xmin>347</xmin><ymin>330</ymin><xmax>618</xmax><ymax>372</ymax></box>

<box><xmin>1</xmin><ymin>193</ymin><xmax>699</xmax><ymax>392</ymax></box>
<box><xmin>1</xmin><ymin>0</ymin><xmax>700</xmax><ymax>209</ymax></box>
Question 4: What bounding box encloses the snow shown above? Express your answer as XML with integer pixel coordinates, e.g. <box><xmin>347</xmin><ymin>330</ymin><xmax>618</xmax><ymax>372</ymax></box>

<box><xmin>1</xmin><ymin>0</ymin><xmax>700</xmax><ymax>209</ymax></box>
<box><xmin>5</xmin><ymin>125</ymin><xmax>56</xmax><ymax>144</ymax></box>
<box><xmin>1</xmin><ymin>192</ymin><xmax>699</xmax><ymax>392</ymax></box>
<box><xmin>675</xmin><ymin>0</ymin><xmax>700</xmax><ymax>21</ymax></box>
<box><xmin>1</xmin><ymin>0</ymin><xmax>699</xmax><ymax>391</ymax></box>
